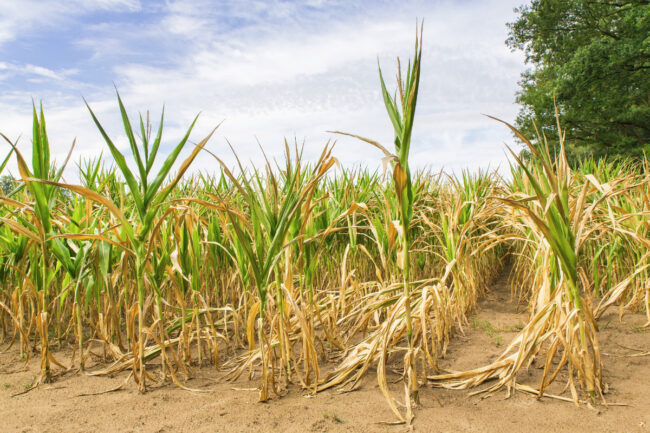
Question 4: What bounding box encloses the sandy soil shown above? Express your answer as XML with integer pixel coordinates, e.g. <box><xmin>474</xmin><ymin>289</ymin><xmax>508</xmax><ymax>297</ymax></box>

<box><xmin>1</xmin><ymin>271</ymin><xmax>649</xmax><ymax>433</ymax></box>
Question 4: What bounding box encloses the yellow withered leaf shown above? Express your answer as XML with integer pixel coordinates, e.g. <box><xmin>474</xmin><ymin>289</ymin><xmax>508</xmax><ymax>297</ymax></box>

<box><xmin>393</xmin><ymin>162</ymin><xmax>407</xmax><ymax>203</ymax></box>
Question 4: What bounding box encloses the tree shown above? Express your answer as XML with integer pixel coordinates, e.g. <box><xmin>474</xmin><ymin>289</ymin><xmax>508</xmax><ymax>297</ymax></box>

<box><xmin>0</xmin><ymin>175</ymin><xmax>15</xmax><ymax>195</ymax></box>
<box><xmin>507</xmin><ymin>0</ymin><xmax>650</xmax><ymax>162</ymax></box>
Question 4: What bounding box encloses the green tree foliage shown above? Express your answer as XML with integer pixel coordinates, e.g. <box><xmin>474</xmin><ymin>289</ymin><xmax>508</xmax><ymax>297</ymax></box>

<box><xmin>0</xmin><ymin>175</ymin><xmax>15</xmax><ymax>195</ymax></box>
<box><xmin>507</xmin><ymin>0</ymin><xmax>650</xmax><ymax>162</ymax></box>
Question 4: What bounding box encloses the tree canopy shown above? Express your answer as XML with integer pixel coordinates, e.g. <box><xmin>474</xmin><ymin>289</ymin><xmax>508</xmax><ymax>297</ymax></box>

<box><xmin>507</xmin><ymin>0</ymin><xmax>649</xmax><ymax>162</ymax></box>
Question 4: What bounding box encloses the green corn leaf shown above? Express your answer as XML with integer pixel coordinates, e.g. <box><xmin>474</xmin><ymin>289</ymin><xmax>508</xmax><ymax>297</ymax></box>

<box><xmin>84</xmin><ymin>98</ymin><xmax>145</xmax><ymax>218</ymax></box>
<box><xmin>146</xmin><ymin>108</ymin><xmax>165</xmax><ymax>174</ymax></box>
<box><xmin>3</xmin><ymin>134</ymin><xmax>51</xmax><ymax>234</ymax></box>
<box><xmin>151</xmin><ymin>123</ymin><xmax>218</xmax><ymax>209</ymax></box>
<box><xmin>115</xmin><ymin>91</ymin><xmax>147</xmax><ymax>190</ymax></box>
<box><xmin>49</xmin><ymin>237</ymin><xmax>76</xmax><ymax>277</ymax></box>
<box><xmin>0</xmin><ymin>147</ymin><xmax>15</xmax><ymax>175</ymax></box>
<box><xmin>139</xmin><ymin>113</ymin><xmax>149</xmax><ymax>163</ymax></box>
<box><xmin>378</xmin><ymin>65</ymin><xmax>402</xmax><ymax>138</ymax></box>
<box><xmin>52</xmin><ymin>138</ymin><xmax>77</xmax><ymax>184</ymax></box>
<box><xmin>143</xmin><ymin>114</ymin><xmax>199</xmax><ymax>209</ymax></box>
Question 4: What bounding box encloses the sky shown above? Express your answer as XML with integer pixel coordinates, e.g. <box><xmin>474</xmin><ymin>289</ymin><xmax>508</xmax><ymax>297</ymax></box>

<box><xmin>0</xmin><ymin>0</ymin><xmax>526</xmax><ymax>180</ymax></box>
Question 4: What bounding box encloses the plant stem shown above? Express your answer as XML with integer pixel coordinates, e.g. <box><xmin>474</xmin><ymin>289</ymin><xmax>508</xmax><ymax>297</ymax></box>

<box><xmin>136</xmin><ymin>251</ymin><xmax>146</xmax><ymax>393</ymax></box>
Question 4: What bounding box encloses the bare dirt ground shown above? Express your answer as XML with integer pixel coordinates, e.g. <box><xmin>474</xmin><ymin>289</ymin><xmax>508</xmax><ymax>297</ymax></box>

<box><xmin>1</xmin><ymin>270</ymin><xmax>649</xmax><ymax>433</ymax></box>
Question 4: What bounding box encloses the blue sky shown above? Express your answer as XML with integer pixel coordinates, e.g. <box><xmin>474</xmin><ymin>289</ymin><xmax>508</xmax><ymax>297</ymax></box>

<box><xmin>0</xmin><ymin>0</ymin><xmax>525</xmax><ymax>178</ymax></box>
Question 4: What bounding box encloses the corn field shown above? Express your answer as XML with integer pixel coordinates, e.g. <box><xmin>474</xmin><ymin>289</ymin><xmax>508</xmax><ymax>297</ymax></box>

<box><xmin>1</xmin><ymin>32</ymin><xmax>649</xmax><ymax>424</ymax></box>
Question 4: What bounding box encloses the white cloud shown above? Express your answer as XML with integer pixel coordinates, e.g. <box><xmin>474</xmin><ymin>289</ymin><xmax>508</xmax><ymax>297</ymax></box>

<box><xmin>0</xmin><ymin>0</ymin><xmax>526</xmax><ymax>181</ymax></box>
<box><xmin>24</xmin><ymin>64</ymin><xmax>63</xmax><ymax>80</ymax></box>
<box><xmin>0</xmin><ymin>0</ymin><xmax>141</xmax><ymax>46</ymax></box>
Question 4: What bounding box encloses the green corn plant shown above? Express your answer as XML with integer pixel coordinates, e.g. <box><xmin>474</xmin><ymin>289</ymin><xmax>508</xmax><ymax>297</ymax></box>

<box><xmin>330</xmin><ymin>25</ymin><xmax>423</xmax><ymax>421</ymax></box>
<box><xmin>81</xmin><ymin>92</ymin><xmax>217</xmax><ymax>391</ymax></box>
<box><xmin>169</xmin><ymin>210</ymin><xmax>204</xmax><ymax>367</ymax></box>
<box><xmin>204</xmin><ymin>143</ymin><xmax>336</xmax><ymax>401</ymax></box>
<box><xmin>77</xmin><ymin>155</ymin><xmax>105</xmax><ymax>192</ymax></box>
<box><xmin>491</xmin><ymin>111</ymin><xmax>607</xmax><ymax>400</ymax></box>
<box><xmin>1</xmin><ymin>104</ymin><xmax>79</xmax><ymax>382</ymax></box>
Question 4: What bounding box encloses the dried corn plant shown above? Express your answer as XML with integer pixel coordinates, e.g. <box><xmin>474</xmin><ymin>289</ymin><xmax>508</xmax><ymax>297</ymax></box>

<box><xmin>428</xmin><ymin>113</ymin><xmax>650</xmax><ymax>405</ymax></box>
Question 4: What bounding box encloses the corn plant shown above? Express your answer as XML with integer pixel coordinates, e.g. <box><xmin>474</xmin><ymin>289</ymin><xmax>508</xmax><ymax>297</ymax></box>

<box><xmin>1</xmin><ymin>104</ymin><xmax>80</xmax><ymax>382</ymax></box>
<box><xmin>204</xmin><ymin>143</ymin><xmax>336</xmax><ymax>401</ymax></box>
<box><xmin>81</xmin><ymin>93</ymin><xmax>216</xmax><ymax>391</ymax></box>
<box><xmin>330</xmin><ymin>25</ymin><xmax>423</xmax><ymax>422</ymax></box>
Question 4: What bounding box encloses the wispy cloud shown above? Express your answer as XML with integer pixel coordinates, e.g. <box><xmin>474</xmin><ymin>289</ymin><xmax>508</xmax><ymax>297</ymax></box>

<box><xmin>0</xmin><ymin>62</ymin><xmax>77</xmax><ymax>82</ymax></box>
<box><xmin>0</xmin><ymin>0</ymin><xmax>142</xmax><ymax>46</ymax></box>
